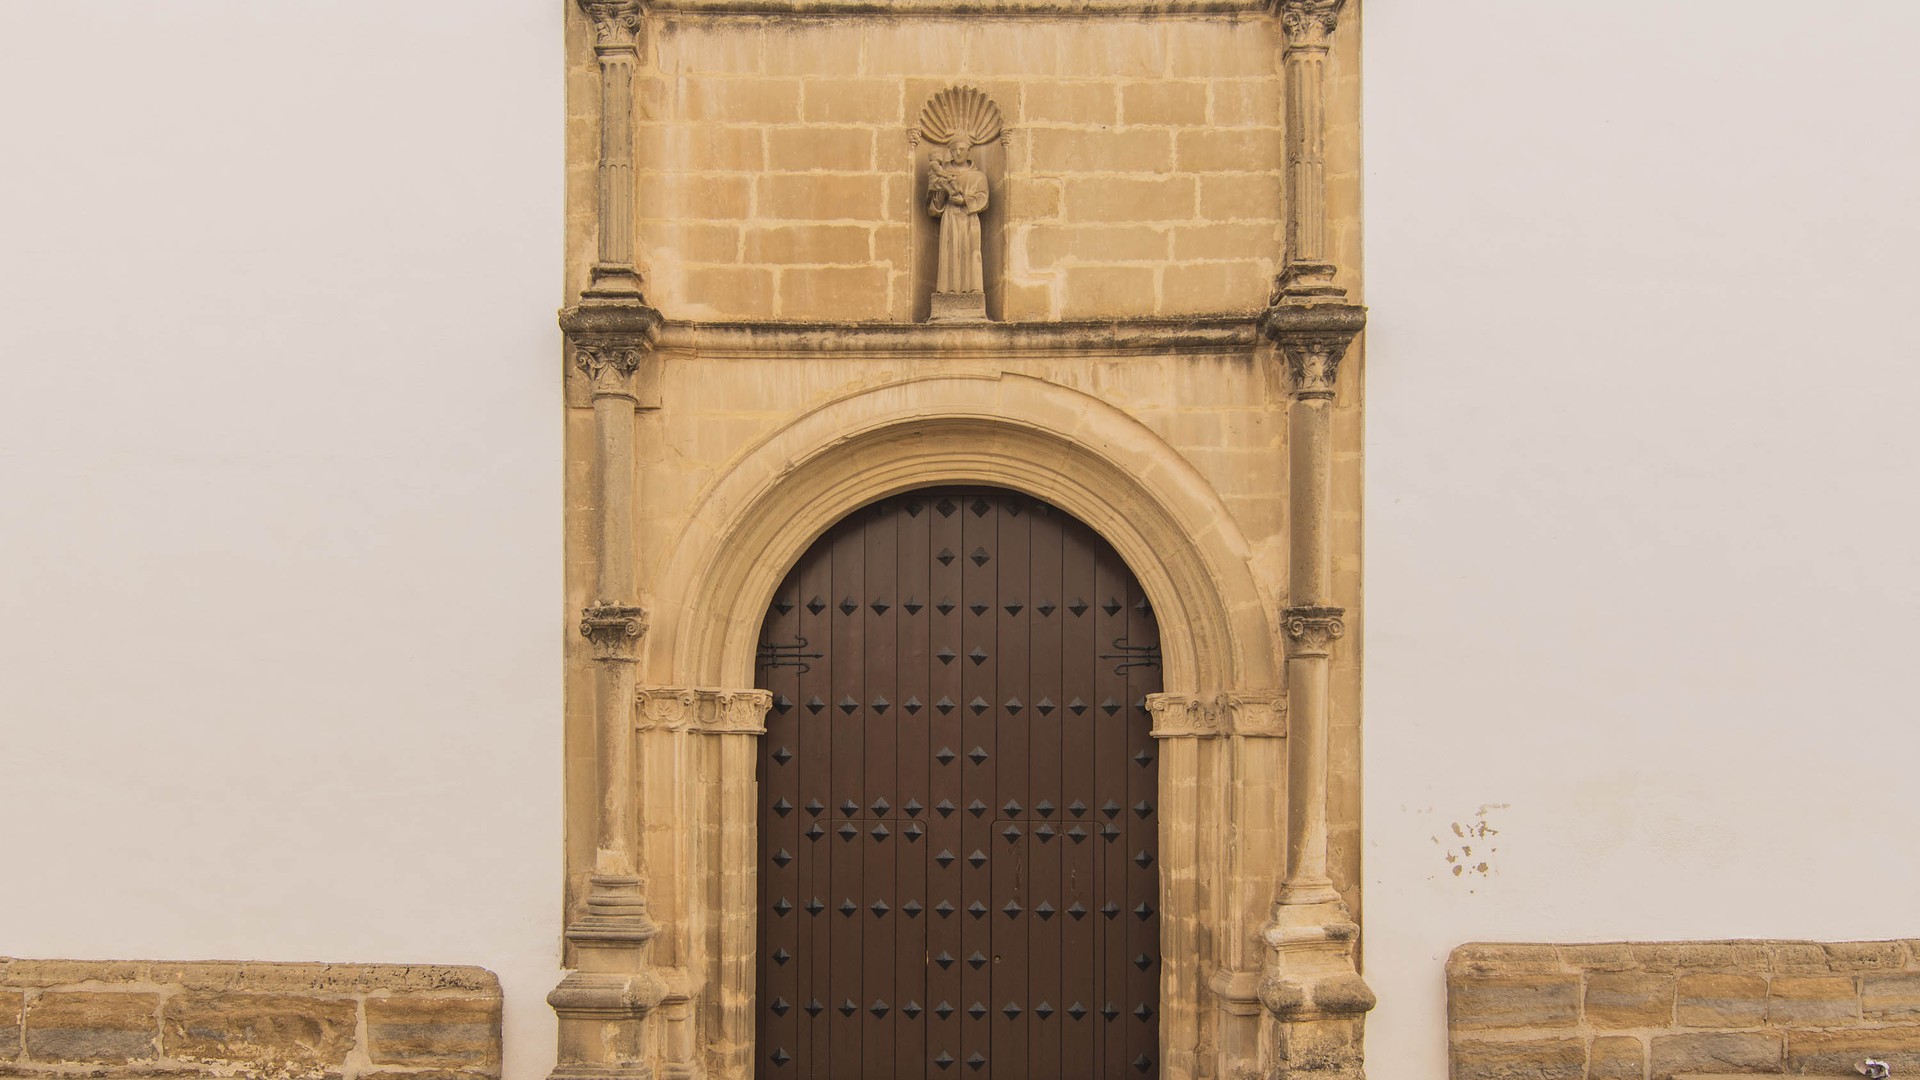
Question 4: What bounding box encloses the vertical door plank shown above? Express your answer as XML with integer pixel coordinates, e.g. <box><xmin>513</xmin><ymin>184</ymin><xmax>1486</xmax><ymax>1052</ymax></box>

<box><xmin>896</xmin><ymin>495</ymin><xmax>933</xmax><ymax>1080</ymax></box>
<box><xmin>1025</xmin><ymin>504</ymin><xmax>1064</xmax><ymax>1080</ymax></box>
<box><xmin>925</xmin><ymin>493</ymin><xmax>966</xmax><ymax>1077</ymax></box>
<box><xmin>829</xmin><ymin>523</ymin><xmax>866</xmax><ymax>1080</ymax></box>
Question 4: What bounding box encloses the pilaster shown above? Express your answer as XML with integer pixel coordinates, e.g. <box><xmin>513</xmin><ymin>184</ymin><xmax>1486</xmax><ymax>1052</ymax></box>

<box><xmin>1272</xmin><ymin>0</ymin><xmax>1348</xmax><ymax>303</ymax></box>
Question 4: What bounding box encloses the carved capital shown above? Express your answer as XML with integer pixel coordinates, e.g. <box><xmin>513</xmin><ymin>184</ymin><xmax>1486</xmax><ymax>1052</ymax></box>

<box><xmin>582</xmin><ymin>603</ymin><xmax>649</xmax><ymax>659</ymax></box>
<box><xmin>1148</xmin><ymin>692</ymin><xmax>1287</xmax><ymax>737</ymax></box>
<box><xmin>1222</xmin><ymin>691</ymin><xmax>1289</xmax><ymax>737</ymax></box>
<box><xmin>1146</xmin><ymin>693</ymin><xmax>1224</xmax><ymax>738</ymax></box>
<box><xmin>579</xmin><ymin>0</ymin><xmax>645</xmax><ymax>51</ymax></box>
<box><xmin>1282</xmin><ymin>606</ymin><xmax>1345</xmax><ymax>658</ymax></box>
<box><xmin>635</xmin><ymin>686</ymin><xmax>774</xmax><ymax>735</ymax></box>
<box><xmin>1261</xmin><ymin>303</ymin><xmax>1364</xmax><ymax>401</ymax></box>
<box><xmin>1275</xmin><ymin>0</ymin><xmax>1346</xmax><ymax>49</ymax></box>
<box><xmin>562</xmin><ymin>303</ymin><xmax>664</xmax><ymax>402</ymax></box>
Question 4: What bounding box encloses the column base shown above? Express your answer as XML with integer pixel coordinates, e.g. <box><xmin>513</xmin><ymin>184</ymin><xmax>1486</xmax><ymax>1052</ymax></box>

<box><xmin>1259</xmin><ymin>896</ymin><xmax>1375</xmax><ymax>1080</ymax></box>
<box><xmin>1273</xmin><ymin>261</ymin><xmax>1346</xmax><ymax>303</ymax></box>
<box><xmin>927</xmin><ymin>290</ymin><xmax>988</xmax><ymax>323</ymax></box>
<box><xmin>582</xmin><ymin>265</ymin><xmax>647</xmax><ymax>303</ymax></box>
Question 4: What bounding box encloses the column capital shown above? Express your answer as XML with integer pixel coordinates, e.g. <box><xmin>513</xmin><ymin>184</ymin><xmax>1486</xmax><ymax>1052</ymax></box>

<box><xmin>1262</xmin><ymin>303</ymin><xmax>1364</xmax><ymax>400</ymax></box>
<box><xmin>635</xmin><ymin>686</ymin><xmax>774</xmax><ymax>735</ymax></box>
<box><xmin>563</xmin><ymin>302</ymin><xmax>663</xmax><ymax>401</ymax></box>
<box><xmin>1148</xmin><ymin>692</ymin><xmax>1290</xmax><ymax>738</ymax></box>
<box><xmin>582</xmin><ymin>602</ymin><xmax>649</xmax><ymax>659</ymax></box>
<box><xmin>1281</xmin><ymin>605</ymin><xmax>1346</xmax><ymax>659</ymax></box>
<box><xmin>579</xmin><ymin>0</ymin><xmax>646</xmax><ymax>52</ymax></box>
<box><xmin>1274</xmin><ymin>0</ymin><xmax>1347</xmax><ymax>50</ymax></box>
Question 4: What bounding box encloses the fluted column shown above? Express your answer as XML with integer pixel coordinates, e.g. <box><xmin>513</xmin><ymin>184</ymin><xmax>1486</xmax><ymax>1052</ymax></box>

<box><xmin>1273</xmin><ymin>0</ymin><xmax>1347</xmax><ymax>303</ymax></box>
<box><xmin>581</xmin><ymin>0</ymin><xmax>646</xmax><ymax>301</ymax></box>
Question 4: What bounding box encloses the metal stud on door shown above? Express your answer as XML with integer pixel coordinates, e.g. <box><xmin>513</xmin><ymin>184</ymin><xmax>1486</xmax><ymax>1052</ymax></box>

<box><xmin>758</xmin><ymin>489</ymin><xmax>1161</xmax><ymax>1080</ymax></box>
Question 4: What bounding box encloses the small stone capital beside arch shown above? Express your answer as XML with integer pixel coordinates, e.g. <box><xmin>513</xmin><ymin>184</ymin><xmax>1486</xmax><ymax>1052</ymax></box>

<box><xmin>634</xmin><ymin>686</ymin><xmax>774</xmax><ymax>735</ymax></box>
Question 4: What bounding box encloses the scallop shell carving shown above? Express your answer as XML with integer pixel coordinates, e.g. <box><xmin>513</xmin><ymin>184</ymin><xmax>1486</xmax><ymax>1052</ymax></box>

<box><xmin>915</xmin><ymin>86</ymin><xmax>1005</xmax><ymax>147</ymax></box>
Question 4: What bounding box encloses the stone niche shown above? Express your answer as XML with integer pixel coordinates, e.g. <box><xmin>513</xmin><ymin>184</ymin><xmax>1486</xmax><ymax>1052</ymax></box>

<box><xmin>1448</xmin><ymin>940</ymin><xmax>1920</xmax><ymax>1080</ymax></box>
<box><xmin>0</xmin><ymin>958</ymin><xmax>502</xmax><ymax>1080</ymax></box>
<box><xmin>910</xmin><ymin>85</ymin><xmax>1009</xmax><ymax>323</ymax></box>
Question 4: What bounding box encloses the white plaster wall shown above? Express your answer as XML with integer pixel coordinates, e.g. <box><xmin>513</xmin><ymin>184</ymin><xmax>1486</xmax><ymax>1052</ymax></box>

<box><xmin>0</xmin><ymin>4</ymin><xmax>563</xmax><ymax>1079</ymax></box>
<box><xmin>1364</xmin><ymin>2</ymin><xmax>1920</xmax><ymax>1078</ymax></box>
<box><xmin>5</xmin><ymin>4</ymin><xmax>1920</xmax><ymax>1080</ymax></box>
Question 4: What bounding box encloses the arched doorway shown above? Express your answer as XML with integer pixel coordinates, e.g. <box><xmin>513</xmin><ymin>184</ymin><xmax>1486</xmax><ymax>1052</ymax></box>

<box><xmin>755</xmin><ymin>487</ymin><xmax>1163</xmax><ymax>1080</ymax></box>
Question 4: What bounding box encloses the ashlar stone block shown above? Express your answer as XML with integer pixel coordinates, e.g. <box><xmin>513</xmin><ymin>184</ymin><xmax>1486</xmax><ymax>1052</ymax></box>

<box><xmin>365</xmin><ymin>994</ymin><xmax>501</xmax><ymax>1072</ymax></box>
<box><xmin>24</xmin><ymin>991</ymin><xmax>160</xmax><ymax>1065</ymax></box>
<box><xmin>1649</xmin><ymin>1031</ymin><xmax>1782</xmax><ymax>1080</ymax></box>
<box><xmin>1768</xmin><ymin>976</ymin><xmax>1860</xmax><ymax>1026</ymax></box>
<box><xmin>161</xmin><ymin>991</ymin><xmax>358</xmax><ymax>1075</ymax></box>
<box><xmin>1586</xmin><ymin>972</ymin><xmax>1677</xmax><ymax>1029</ymax></box>
<box><xmin>1450</xmin><ymin>1037</ymin><xmax>1586</xmax><ymax>1080</ymax></box>
<box><xmin>1676</xmin><ymin>973</ymin><xmax>1768</xmax><ymax>1028</ymax></box>
<box><xmin>1449</xmin><ymin>974</ymin><xmax>1582</xmax><ymax>1031</ymax></box>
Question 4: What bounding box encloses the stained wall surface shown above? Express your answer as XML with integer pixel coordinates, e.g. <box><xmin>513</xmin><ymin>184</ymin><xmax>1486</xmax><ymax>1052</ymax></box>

<box><xmin>1</xmin><ymin>5</ymin><xmax>1919</xmax><ymax>1080</ymax></box>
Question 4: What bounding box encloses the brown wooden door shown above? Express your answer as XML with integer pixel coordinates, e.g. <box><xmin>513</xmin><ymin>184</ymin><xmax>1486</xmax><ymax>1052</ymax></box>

<box><xmin>756</xmin><ymin>488</ymin><xmax>1161</xmax><ymax>1080</ymax></box>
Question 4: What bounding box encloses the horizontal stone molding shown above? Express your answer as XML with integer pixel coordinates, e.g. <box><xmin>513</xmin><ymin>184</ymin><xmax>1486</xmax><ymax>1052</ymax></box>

<box><xmin>644</xmin><ymin>0</ymin><xmax>1268</xmax><ymax>14</ymax></box>
<box><xmin>1145</xmin><ymin>690</ymin><xmax>1286</xmax><ymax>737</ymax></box>
<box><xmin>0</xmin><ymin>958</ymin><xmax>500</xmax><ymax>1080</ymax></box>
<box><xmin>655</xmin><ymin>317</ymin><xmax>1258</xmax><ymax>361</ymax></box>
<box><xmin>1449</xmin><ymin>940</ymin><xmax>1920</xmax><ymax>1080</ymax></box>
<box><xmin>635</xmin><ymin>685</ymin><xmax>774</xmax><ymax>734</ymax></box>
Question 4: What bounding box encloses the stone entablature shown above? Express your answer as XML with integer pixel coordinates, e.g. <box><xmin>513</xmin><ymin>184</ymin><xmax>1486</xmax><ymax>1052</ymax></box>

<box><xmin>0</xmin><ymin>959</ymin><xmax>501</xmax><ymax>1080</ymax></box>
<box><xmin>1449</xmin><ymin>941</ymin><xmax>1920</xmax><ymax>1080</ymax></box>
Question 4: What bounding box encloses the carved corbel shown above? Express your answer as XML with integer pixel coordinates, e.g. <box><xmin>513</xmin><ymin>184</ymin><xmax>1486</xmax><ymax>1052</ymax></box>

<box><xmin>1281</xmin><ymin>606</ymin><xmax>1345</xmax><ymax>659</ymax></box>
<box><xmin>635</xmin><ymin>686</ymin><xmax>775</xmax><ymax>735</ymax></box>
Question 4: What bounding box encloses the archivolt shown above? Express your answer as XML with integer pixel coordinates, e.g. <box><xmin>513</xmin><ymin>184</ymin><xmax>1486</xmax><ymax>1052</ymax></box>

<box><xmin>647</xmin><ymin>372</ymin><xmax>1279</xmax><ymax>695</ymax></box>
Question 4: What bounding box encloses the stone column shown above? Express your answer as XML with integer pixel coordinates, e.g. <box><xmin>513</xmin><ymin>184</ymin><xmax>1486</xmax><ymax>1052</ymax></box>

<box><xmin>552</xmin><ymin>5</ymin><xmax>665</xmax><ymax>1079</ymax></box>
<box><xmin>1258</xmin><ymin>7</ymin><xmax>1372</xmax><ymax>1070</ymax></box>
<box><xmin>1273</xmin><ymin>0</ymin><xmax>1348</xmax><ymax>303</ymax></box>
<box><xmin>1257</xmin><ymin>313</ymin><xmax>1373</xmax><ymax>1080</ymax></box>
<box><xmin>633</xmin><ymin>687</ymin><xmax>773</xmax><ymax>1080</ymax></box>
<box><xmin>581</xmin><ymin>0</ymin><xmax>646</xmax><ymax>301</ymax></box>
<box><xmin>1148</xmin><ymin>691</ymin><xmax>1291</xmax><ymax>1080</ymax></box>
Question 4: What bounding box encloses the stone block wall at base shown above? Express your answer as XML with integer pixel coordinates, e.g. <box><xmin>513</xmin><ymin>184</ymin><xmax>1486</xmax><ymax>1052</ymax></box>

<box><xmin>0</xmin><ymin>959</ymin><xmax>501</xmax><ymax>1080</ymax></box>
<box><xmin>1449</xmin><ymin>941</ymin><xmax>1920</xmax><ymax>1080</ymax></box>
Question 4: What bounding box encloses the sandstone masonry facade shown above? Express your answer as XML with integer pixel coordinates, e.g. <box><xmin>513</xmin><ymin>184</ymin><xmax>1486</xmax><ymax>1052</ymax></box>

<box><xmin>0</xmin><ymin>959</ymin><xmax>501</xmax><ymax>1080</ymax></box>
<box><xmin>557</xmin><ymin>2</ymin><xmax>1368</xmax><ymax>1079</ymax></box>
<box><xmin>1448</xmin><ymin>941</ymin><xmax>1920</xmax><ymax>1080</ymax></box>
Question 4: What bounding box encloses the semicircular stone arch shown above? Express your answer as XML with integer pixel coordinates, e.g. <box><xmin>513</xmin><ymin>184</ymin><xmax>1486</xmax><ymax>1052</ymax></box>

<box><xmin>646</xmin><ymin>372</ymin><xmax>1280</xmax><ymax>699</ymax></box>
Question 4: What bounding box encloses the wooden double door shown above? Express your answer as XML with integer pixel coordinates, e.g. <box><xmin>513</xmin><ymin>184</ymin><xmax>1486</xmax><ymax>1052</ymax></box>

<box><xmin>755</xmin><ymin>488</ymin><xmax>1162</xmax><ymax>1080</ymax></box>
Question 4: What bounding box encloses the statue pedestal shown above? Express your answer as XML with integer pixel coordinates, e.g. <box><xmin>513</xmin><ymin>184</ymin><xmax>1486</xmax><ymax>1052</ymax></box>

<box><xmin>928</xmin><ymin>291</ymin><xmax>987</xmax><ymax>323</ymax></box>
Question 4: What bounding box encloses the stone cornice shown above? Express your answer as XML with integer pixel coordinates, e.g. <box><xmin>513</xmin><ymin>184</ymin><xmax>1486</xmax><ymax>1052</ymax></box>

<box><xmin>655</xmin><ymin>317</ymin><xmax>1258</xmax><ymax>361</ymax></box>
<box><xmin>635</xmin><ymin>686</ymin><xmax>775</xmax><ymax>735</ymax></box>
<box><xmin>644</xmin><ymin>0</ymin><xmax>1266</xmax><ymax>14</ymax></box>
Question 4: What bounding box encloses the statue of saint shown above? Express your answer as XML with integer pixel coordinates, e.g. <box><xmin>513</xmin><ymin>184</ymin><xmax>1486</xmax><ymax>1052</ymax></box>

<box><xmin>927</xmin><ymin>136</ymin><xmax>989</xmax><ymax>297</ymax></box>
